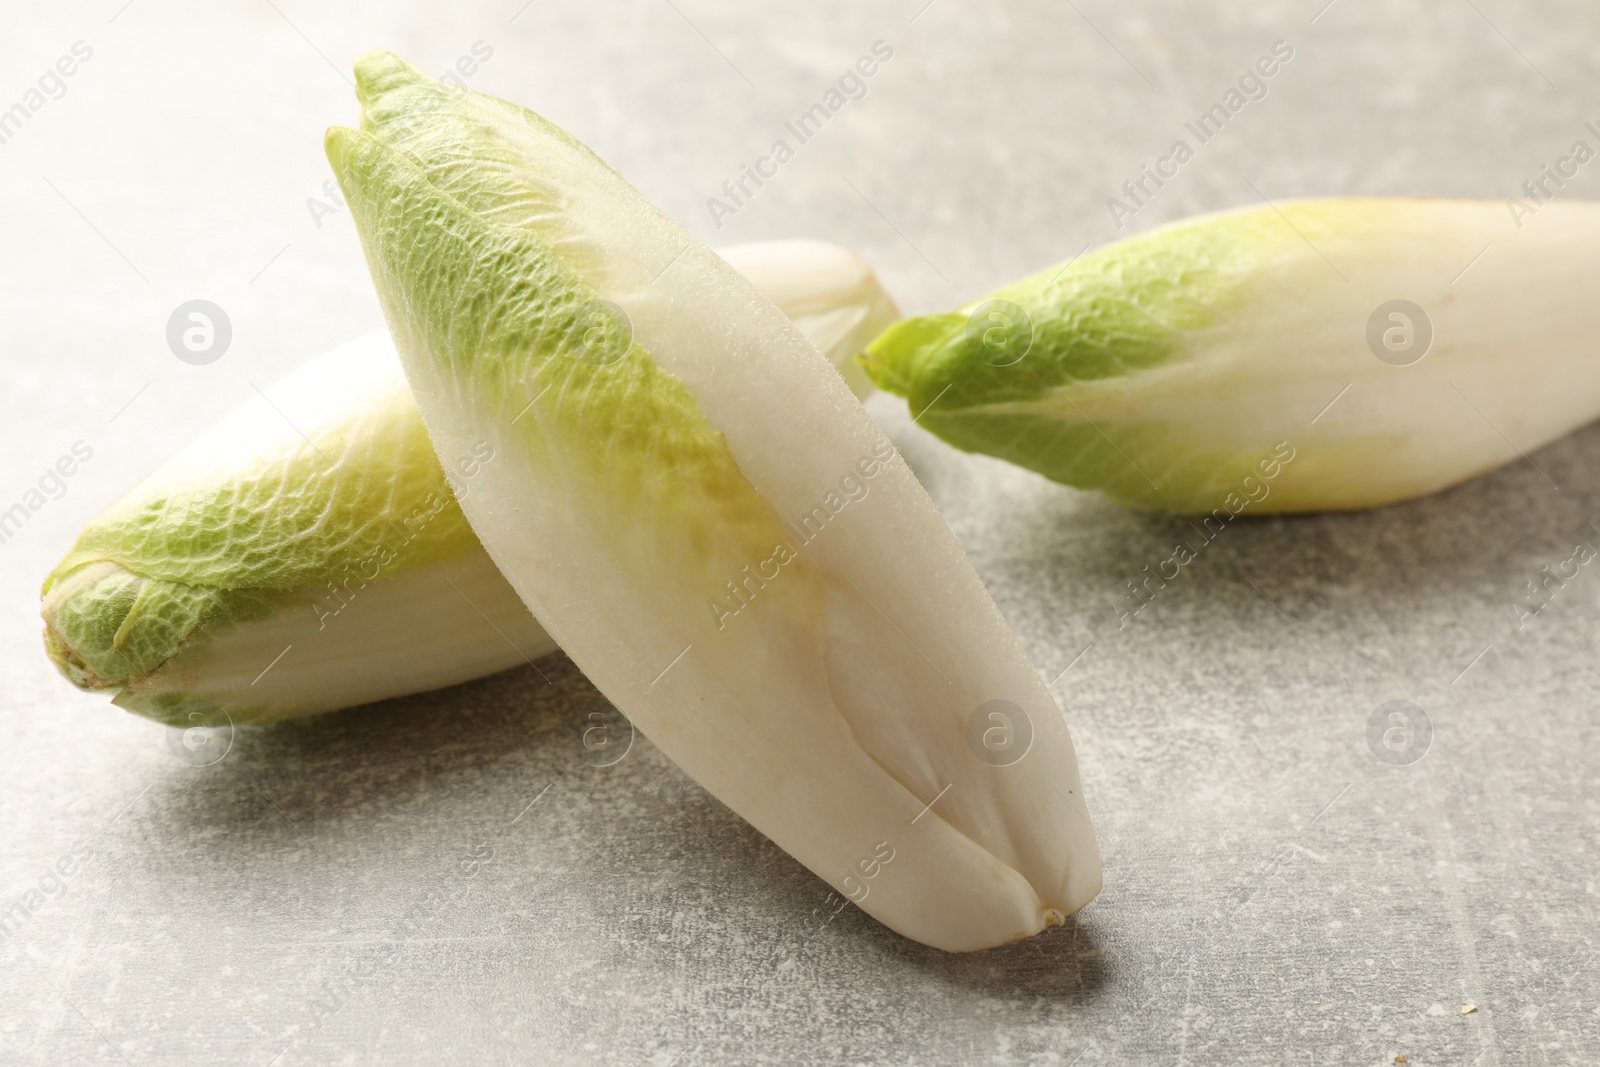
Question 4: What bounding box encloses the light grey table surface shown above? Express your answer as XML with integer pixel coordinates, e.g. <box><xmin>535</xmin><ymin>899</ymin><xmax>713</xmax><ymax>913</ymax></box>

<box><xmin>2</xmin><ymin>1</ymin><xmax>1597</xmax><ymax>1064</ymax></box>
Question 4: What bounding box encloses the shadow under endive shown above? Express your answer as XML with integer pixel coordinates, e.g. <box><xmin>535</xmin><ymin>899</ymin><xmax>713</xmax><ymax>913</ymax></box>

<box><xmin>982</xmin><ymin>418</ymin><xmax>1600</xmax><ymax>644</ymax></box>
<box><xmin>891</xmin><ymin>911</ymin><xmax>1110</xmax><ymax>1003</ymax></box>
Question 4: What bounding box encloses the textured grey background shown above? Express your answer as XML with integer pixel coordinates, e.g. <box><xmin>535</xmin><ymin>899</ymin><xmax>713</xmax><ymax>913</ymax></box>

<box><xmin>2</xmin><ymin>0</ymin><xmax>1598</xmax><ymax>1064</ymax></box>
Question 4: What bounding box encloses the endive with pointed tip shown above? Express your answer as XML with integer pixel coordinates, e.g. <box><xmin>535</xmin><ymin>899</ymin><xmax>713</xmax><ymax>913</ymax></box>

<box><xmin>865</xmin><ymin>198</ymin><xmax>1600</xmax><ymax>513</ymax></box>
<box><xmin>41</xmin><ymin>240</ymin><xmax>898</xmax><ymax>727</ymax></box>
<box><xmin>328</xmin><ymin>51</ymin><xmax>1099</xmax><ymax>952</ymax></box>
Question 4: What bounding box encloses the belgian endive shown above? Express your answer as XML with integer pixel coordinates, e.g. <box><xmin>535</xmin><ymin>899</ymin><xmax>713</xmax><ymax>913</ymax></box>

<box><xmin>41</xmin><ymin>239</ymin><xmax>898</xmax><ymax>727</ymax></box>
<box><xmin>865</xmin><ymin>198</ymin><xmax>1600</xmax><ymax>513</ymax></box>
<box><xmin>328</xmin><ymin>52</ymin><xmax>1099</xmax><ymax>951</ymax></box>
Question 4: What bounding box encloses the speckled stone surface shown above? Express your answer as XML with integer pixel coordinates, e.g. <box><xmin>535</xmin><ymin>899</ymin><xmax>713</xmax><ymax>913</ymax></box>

<box><xmin>2</xmin><ymin>1</ymin><xmax>1598</xmax><ymax>1064</ymax></box>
